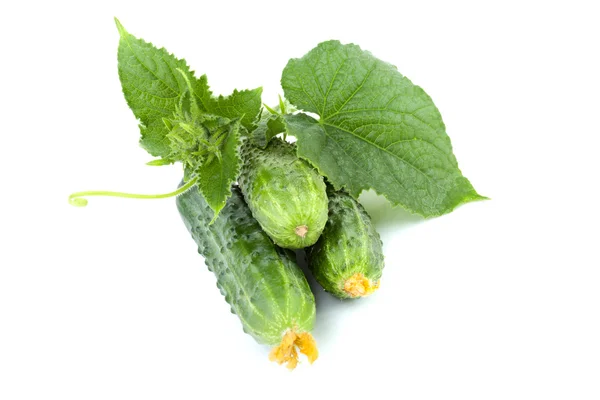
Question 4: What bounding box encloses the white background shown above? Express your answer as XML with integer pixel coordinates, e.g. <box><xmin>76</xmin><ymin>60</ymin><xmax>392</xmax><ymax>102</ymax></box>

<box><xmin>1</xmin><ymin>1</ymin><xmax>599</xmax><ymax>399</ymax></box>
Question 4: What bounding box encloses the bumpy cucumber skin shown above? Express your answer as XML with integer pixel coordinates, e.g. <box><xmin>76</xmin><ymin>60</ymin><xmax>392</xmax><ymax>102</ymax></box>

<box><xmin>308</xmin><ymin>187</ymin><xmax>384</xmax><ymax>299</ymax></box>
<box><xmin>238</xmin><ymin>138</ymin><xmax>328</xmax><ymax>250</ymax></box>
<box><xmin>177</xmin><ymin>184</ymin><xmax>315</xmax><ymax>345</ymax></box>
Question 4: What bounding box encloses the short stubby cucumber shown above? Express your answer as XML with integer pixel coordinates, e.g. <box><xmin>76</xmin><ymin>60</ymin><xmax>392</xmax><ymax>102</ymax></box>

<box><xmin>177</xmin><ymin>184</ymin><xmax>318</xmax><ymax>369</ymax></box>
<box><xmin>307</xmin><ymin>186</ymin><xmax>384</xmax><ymax>299</ymax></box>
<box><xmin>238</xmin><ymin>138</ymin><xmax>328</xmax><ymax>249</ymax></box>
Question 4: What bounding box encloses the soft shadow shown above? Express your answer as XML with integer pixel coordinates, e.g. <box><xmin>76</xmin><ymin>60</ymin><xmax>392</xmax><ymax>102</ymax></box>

<box><xmin>293</xmin><ymin>193</ymin><xmax>424</xmax><ymax>346</ymax></box>
<box><xmin>295</xmin><ymin>250</ymin><xmax>379</xmax><ymax>345</ymax></box>
<box><xmin>358</xmin><ymin>190</ymin><xmax>424</xmax><ymax>233</ymax></box>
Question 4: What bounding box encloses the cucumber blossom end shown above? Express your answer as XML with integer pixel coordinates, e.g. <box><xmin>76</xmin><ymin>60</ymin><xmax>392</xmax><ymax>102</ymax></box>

<box><xmin>177</xmin><ymin>184</ymin><xmax>317</xmax><ymax>368</ymax></box>
<box><xmin>308</xmin><ymin>187</ymin><xmax>385</xmax><ymax>299</ymax></box>
<box><xmin>343</xmin><ymin>273</ymin><xmax>380</xmax><ymax>298</ymax></box>
<box><xmin>269</xmin><ymin>328</ymin><xmax>318</xmax><ymax>370</ymax></box>
<box><xmin>295</xmin><ymin>225</ymin><xmax>309</xmax><ymax>238</ymax></box>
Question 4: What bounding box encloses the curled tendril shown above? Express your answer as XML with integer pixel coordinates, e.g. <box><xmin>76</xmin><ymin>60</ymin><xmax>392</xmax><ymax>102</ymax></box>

<box><xmin>68</xmin><ymin>176</ymin><xmax>198</xmax><ymax>207</ymax></box>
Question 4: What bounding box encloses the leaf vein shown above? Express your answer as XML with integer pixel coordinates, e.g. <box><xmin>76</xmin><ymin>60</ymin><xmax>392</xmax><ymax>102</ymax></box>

<box><xmin>323</xmin><ymin>122</ymin><xmax>444</xmax><ymax>191</ymax></box>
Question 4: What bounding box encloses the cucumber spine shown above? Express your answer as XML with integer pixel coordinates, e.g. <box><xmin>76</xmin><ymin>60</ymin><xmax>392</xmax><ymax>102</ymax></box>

<box><xmin>177</xmin><ymin>183</ymin><xmax>317</xmax><ymax>368</ymax></box>
<box><xmin>307</xmin><ymin>186</ymin><xmax>384</xmax><ymax>299</ymax></box>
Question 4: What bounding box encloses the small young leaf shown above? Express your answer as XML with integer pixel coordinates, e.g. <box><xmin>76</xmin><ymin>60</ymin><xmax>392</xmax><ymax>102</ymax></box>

<box><xmin>250</xmin><ymin>97</ymin><xmax>295</xmax><ymax>148</ymax></box>
<box><xmin>251</xmin><ymin>109</ymin><xmax>286</xmax><ymax>148</ymax></box>
<box><xmin>189</xmin><ymin>75</ymin><xmax>262</xmax><ymax>132</ymax></box>
<box><xmin>196</xmin><ymin>119</ymin><xmax>243</xmax><ymax>219</ymax></box>
<box><xmin>204</xmin><ymin>88</ymin><xmax>263</xmax><ymax>132</ymax></box>
<box><xmin>281</xmin><ymin>40</ymin><xmax>485</xmax><ymax>217</ymax></box>
<box><xmin>115</xmin><ymin>18</ymin><xmax>208</xmax><ymax>157</ymax></box>
<box><xmin>146</xmin><ymin>158</ymin><xmax>174</xmax><ymax>166</ymax></box>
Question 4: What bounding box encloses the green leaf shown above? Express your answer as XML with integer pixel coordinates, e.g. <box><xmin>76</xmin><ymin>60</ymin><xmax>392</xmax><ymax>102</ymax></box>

<box><xmin>193</xmin><ymin>74</ymin><xmax>212</xmax><ymax>111</ymax></box>
<box><xmin>115</xmin><ymin>18</ymin><xmax>261</xmax><ymax>163</ymax></box>
<box><xmin>191</xmin><ymin>75</ymin><xmax>262</xmax><ymax>132</ymax></box>
<box><xmin>251</xmin><ymin>108</ymin><xmax>286</xmax><ymax>148</ymax></box>
<box><xmin>281</xmin><ymin>40</ymin><xmax>485</xmax><ymax>217</ymax></box>
<box><xmin>204</xmin><ymin>88</ymin><xmax>263</xmax><ymax>132</ymax></box>
<box><xmin>115</xmin><ymin>18</ymin><xmax>208</xmax><ymax>157</ymax></box>
<box><xmin>146</xmin><ymin>158</ymin><xmax>174</xmax><ymax>166</ymax></box>
<box><xmin>250</xmin><ymin>97</ymin><xmax>296</xmax><ymax>148</ymax></box>
<box><xmin>195</xmin><ymin>119</ymin><xmax>243</xmax><ymax>220</ymax></box>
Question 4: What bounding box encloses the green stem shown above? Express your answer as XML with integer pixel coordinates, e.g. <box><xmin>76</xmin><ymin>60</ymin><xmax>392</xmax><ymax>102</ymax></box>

<box><xmin>69</xmin><ymin>176</ymin><xmax>198</xmax><ymax>207</ymax></box>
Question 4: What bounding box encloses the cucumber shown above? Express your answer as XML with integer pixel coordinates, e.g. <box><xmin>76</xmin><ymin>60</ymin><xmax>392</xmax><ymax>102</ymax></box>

<box><xmin>177</xmin><ymin>184</ymin><xmax>318</xmax><ymax>369</ymax></box>
<box><xmin>307</xmin><ymin>186</ymin><xmax>384</xmax><ymax>299</ymax></box>
<box><xmin>238</xmin><ymin>138</ymin><xmax>328</xmax><ymax>249</ymax></box>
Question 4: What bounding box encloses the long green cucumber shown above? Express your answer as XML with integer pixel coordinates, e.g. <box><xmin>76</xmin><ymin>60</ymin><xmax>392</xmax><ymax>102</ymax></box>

<box><xmin>307</xmin><ymin>186</ymin><xmax>384</xmax><ymax>299</ymax></box>
<box><xmin>177</xmin><ymin>184</ymin><xmax>318</xmax><ymax>368</ymax></box>
<box><xmin>238</xmin><ymin>138</ymin><xmax>328</xmax><ymax>249</ymax></box>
